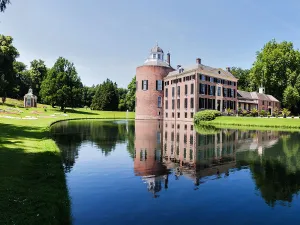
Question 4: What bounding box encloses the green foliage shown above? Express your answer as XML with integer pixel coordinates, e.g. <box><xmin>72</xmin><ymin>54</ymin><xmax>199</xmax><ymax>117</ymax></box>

<box><xmin>118</xmin><ymin>87</ymin><xmax>128</xmax><ymax>111</ymax></box>
<box><xmin>194</xmin><ymin>110</ymin><xmax>221</xmax><ymax>124</ymax></box>
<box><xmin>40</xmin><ymin>57</ymin><xmax>83</xmax><ymax>110</ymax></box>
<box><xmin>125</xmin><ymin>75</ymin><xmax>136</xmax><ymax>111</ymax></box>
<box><xmin>82</xmin><ymin>85</ymin><xmax>96</xmax><ymax>108</ymax></box>
<box><xmin>281</xmin><ymin>108</ymin><xmax>291</xmax><ymax>118</ymax></box>
<box><xmin>0</xmin><ymin>0</ymin><xmax>10</xmax><ymax>12</ymax></box>
<box><xmin>250</xmin><ymin>108</ymin><xmax>258</xmax><ymax>117</ymax></box>
<box><xmin>250</xmin><ymin>39</ymin><xmax>300</xmax><ymax>103</ymax></box>
<box><xmin>260</xmin><ymin>110</ymin><xmax>267</xmax><ymax>117</ymax></box>
<box><xmin>91</xmin><ymin>79</ymin><xmax>119</xmax><ymax>111</ymax></box>
<box><xmin>29</xmin><ymin>59</ymin><xmax>48</xmax><ymax>100</ymax></box>
<box><xmin>283</xmin><ymin>86</ymin><xmax>300</xmax><ymax>111</ymax></box>
<box><xmin>226</xmin><ymin>108</ymin><xmax>232</xmax><ymax>115</ymax></box>
<box><xmin>230</xmin><ymin>67</ymin><xmax>251</xmax><ymax>91</ymax></box>
<box><xmin>0</xmin><ymin>35</ymin><xmax>19</xmax><ymax>98</ymax></box>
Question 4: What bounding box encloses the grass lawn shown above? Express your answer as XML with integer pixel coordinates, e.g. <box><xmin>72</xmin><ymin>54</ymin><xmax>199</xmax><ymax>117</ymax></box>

<box><xmin>201</xmin><ymin>116</ymin><xmax>300</xmax><ymax>130</ymax></box>
<box><xmin>0</xmin><ymin>98</ymin><xmax>135</xmax><ymax>224</ymax></box>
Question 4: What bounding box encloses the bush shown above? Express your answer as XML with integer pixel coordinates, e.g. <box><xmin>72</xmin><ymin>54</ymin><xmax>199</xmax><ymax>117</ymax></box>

<box><xmin>194</xmin><ymin>110</ymin><xmax>221</xmax><ymax>124</ymax></box>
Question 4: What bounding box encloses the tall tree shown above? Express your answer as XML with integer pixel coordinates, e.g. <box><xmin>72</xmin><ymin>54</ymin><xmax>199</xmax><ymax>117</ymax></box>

<box><xmin>117</xmin><ymin>87</ymin><xmax>128</xmax><ymax>111</ymax></box>
<box><xmin>82</xmin><ymin>85</ymin><xmax>96</xmax><ymax>108</ymax></box>
<box><xmin>0</xmin><ymin>35</ymin><xmax>19</xmax><ymax>98</ymax></box>
<box><xmin>40</xmin><ymin>57</ymin><xmax>83</xmax><ymax>110</ymax></box>
<box><xmin>230</xmin><ymin>67</ymin><xmax>251</xmax><ymax>91</ymax></box>
<box><xmin>29</xmin><ymin>59</ymin><xmax>48</xmax><ymax>100</ymax></box>
<box><xmin>283</xmin><ymin>86</ymin><xmax>300</xmax><ymax>113</ymax></box>
<box><xmin>250</xmin><ymin>39</ymin><xmax>300</xmax><ymax>102</ymax></box>
<box><xmin>11</xmin><ymin>61</ymin><xmax>31</xmax><ymax>99</ymax></box>
<box><xmin>125</xmin><ymin>75</ymin><xmax>136</xmax><ymax>111</ymax></box>
<box><xmin>0</xmin><ymin>0</ymin><xmax>10</xmax><ymax>12</ymax></box>
<box><xmin>91</xmin><ymin>79</ymin><xmax>119</xmax><ymax>111</ymax></box>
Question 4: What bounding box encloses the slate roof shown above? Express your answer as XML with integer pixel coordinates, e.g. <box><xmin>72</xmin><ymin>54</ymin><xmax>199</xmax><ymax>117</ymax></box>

<box><xmin>237</xmin><ymin>90</ymin><xmax>279</xmax><ymax>102</ymax></box>
<box><xmin>166</xmin><ymin>64</ymin><xmax>237</xmax><ymax>81</ymax></box>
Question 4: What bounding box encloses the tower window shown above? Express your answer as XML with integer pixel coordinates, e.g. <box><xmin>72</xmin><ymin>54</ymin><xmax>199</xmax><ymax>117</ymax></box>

<box><xmin>158</xmin><ymin>96</ymin><xmax>162</xmax><ymax>108</ymax></box>
<box><xmin>158</xmin><ymin>54</ymin><xmax>161</xmax><ymax>59</ymax></box>
<box><xmin>153</xmin><ymin>54</ymin><xmax>156</xmax><ymax>59</ymax></box>
<box><xmin>156</xmin><ymin>80</ymin><xmax>163</xmax><ymax>91</ymax></box>
<box><xmin>142</xmin><ymin>80</ymin><xmax>148</xmax><ymax>91</ymax></box>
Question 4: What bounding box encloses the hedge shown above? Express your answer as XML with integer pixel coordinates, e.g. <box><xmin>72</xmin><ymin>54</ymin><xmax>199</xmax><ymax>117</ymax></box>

<box><xmin>194</xmin><ymin>110</ymin><xmax>221</xmax><ymax>124</ymax></box>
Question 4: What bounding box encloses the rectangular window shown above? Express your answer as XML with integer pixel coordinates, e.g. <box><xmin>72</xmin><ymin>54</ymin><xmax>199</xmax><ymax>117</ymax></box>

<box><xmin>191</xmin><ymin>112</ymin><xmax>194</xmax><ymax>118</ymax></box>
<box><xmin>165</xmin><ymin>100</ymin><xmax>168</xmax><ymax>109</ymax></box>
<box><xmin>172</xmin><ymin>112</ymin><xmax>174</xmax><ymax>118</ymax></box>
<box><xmin>231</xmin><ymin>89</ymin><xmax>234</xmax><ymax>98</ymax></box>
<box><xmin>158</xmin><ymin>54</ymin><xmax>161</xmax><ymax>59</ymax></box>
<box><xmin>218</xmin><ymin>87</ymin><xmax>221</xmax><ymax>96</ymax></box>
<box><xmin>158</xmin><ymin>96</ymin><xmax>162</xmax><ymax>108</ymax></box>
<box><xmin>223</xmin><ymin>88</ymin><xmax>227</xmax><ymax>97</ymax></box>
<box><xmin>200</xmin><ymin>84</ymin><xmax>205</xmax><ymax>95</ymax></box>
<box><xmin>190</xmin><ymin>98</ymin><xmax>194</xmax><ymax>109</ymax></box>
<box><xmin>177</xmin><ymin>112</ymin><xmax>180</xmax><ymax>118</ymax></box>
<box><xmin>142</xmin><ymin>80</ymin><xmax>148</xmax><ymax>90</ymax></box>
<box><xmin>176</xmin><ymin>133</ymin><xmax>179</xmax><ymax>142</ymax></box>
<box><xmin>201</xmin><ymin>74</ymin><xmax>206</xmax><ymax>81</ymax></box>
<box><xmin>184</xmin><ymin>124</ymin><xmax>187</xmax><ymax>130</ymax></box>
<box><xmin>177</xmin><ymin>124</ymin><xmax>180</xmax><ymax>129</ymax></box>
<box><xmin>184</xmin><ymin>135</ymin><xmax>187</xmax><ymax>144</ymax></box>
<box><xmin>165</xmin><ymin>88</ymin><xmax>168</xmax><ymax>97</ymax></box>
<box><xmin>177</xmin><ymin>86</ymin><xmax>180</xmax><ymax>97</ymax></box>
<box><xmin>166</xmin><ymin>113</ymin><xmax>168</xmax><ymax>118</ymax></box>
<box><xmin>199</xmin><ymin>98</ymin><xmax>205</xmax><ymax>109</ymax></box>
<box><xmin>185</xmin><ymin>84</ymin><xmax>188</xmax><ymax>95</ymax></box>
<box><xmin>177</xmin><ymin>99</ymin><xmax>180</xmax><ymax>109</ymax></box>
<box><xmin>190</xmin><ymin>135</ymin><xmax>193</xmax><ymax>144</ymax></box>
<box><xmin>263</xmin><ymin>101</ymin><xmax>264</xmax><ymax>105</ymax></box>
<box><xmin>210</xmin><ymin>77</ymin><xmax>214</xmax><ymax>83</ymax></box>
<box><xmin>210</xmin><ymin>86</ymin><xmax>214</xmax><ymax>96</ymax></box>
<box><xmin>191</xmin><ymin>83</ymin><xmax>194</xmax><ymax>94</ymax></box>
<box><xmin>156</xmin><ymin>80</ymin><xmax>163</xmax><ymax>91</ymax></box>
<box><xmin>184</xmin><ymin>98</ymin><xmax>188</xmax><ymax>108</ymax></box>
<box><xmin>185</xmin><ymin>112</ymin><xmax>187</xmax><ymax>118</ymax></box>
<box><xmin>153</xmin><ymin>54</ymin><xmax>156</xmax><ymax>59</ymax></box>
<box><xmin>172</xmin><ymin>99</ymin><xmax>175</xmax><ymax>109</ymax></box>
<box><xmin>172</xmin><ymin>87</ymin><xmax>175</xmax><ymax>97</ymax></box>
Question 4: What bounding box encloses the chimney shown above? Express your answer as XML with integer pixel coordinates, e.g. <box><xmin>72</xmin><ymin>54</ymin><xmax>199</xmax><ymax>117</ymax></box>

<box><xmin>196</xmin><ymin>58</ymin><xmax>201</xmax><ymax>65</ymax></box>
<box><xmin>226</xmin><ymin>67</ymin><xmax>231</xmax><ymax>72</ymax></box>
<box><xmin>167</xmin><ymin>52</ymin><xmax>171</xmax><ymax>65</ymax></box>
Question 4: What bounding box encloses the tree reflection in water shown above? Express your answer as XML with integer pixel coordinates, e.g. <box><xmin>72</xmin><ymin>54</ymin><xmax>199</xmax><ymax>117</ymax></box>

<box><xmin>51</xmin><ymin>119</ymin><xmax>300</xmax><ymax>207</ymax></box>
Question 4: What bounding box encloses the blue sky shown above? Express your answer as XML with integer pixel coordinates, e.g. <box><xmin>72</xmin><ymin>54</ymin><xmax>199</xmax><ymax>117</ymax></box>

<box><xmin>1</xmin><ymin>0</ymin><xmax>300</xmax><ymax>88</ymax></box>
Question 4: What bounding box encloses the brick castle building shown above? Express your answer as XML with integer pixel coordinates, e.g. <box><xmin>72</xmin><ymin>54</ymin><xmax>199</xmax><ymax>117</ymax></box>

<box><xmin>135</xmin><ymin>44</ymin><xmax>279</xmax><ymax>120</ymax></box>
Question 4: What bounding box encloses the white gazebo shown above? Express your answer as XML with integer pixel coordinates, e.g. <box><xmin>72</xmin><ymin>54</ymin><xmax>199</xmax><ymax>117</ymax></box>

<box><xmin>24</xmin><ymin>88</ymin><xmax>37</xmax><ymax>108</ymax></box>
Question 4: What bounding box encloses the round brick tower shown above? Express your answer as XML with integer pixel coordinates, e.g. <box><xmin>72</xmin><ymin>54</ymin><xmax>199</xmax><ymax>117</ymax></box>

<box><xmin>135</xmin><ymin>44</ymin><xmax>174</xmax><ymax>120</ymax></box>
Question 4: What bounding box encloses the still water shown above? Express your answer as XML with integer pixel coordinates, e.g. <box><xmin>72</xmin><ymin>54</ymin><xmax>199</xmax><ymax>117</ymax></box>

<box><xmin>51</xmin><ymin>120</ymin><xmax>300</xmax><ymax>225</ymax></box>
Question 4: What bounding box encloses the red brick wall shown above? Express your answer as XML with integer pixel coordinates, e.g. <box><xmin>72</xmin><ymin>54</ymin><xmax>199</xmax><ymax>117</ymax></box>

<box><xmin>136</xmin><ymin>65</ymin><xmax>174</xmax><ymax>120</ymax></box>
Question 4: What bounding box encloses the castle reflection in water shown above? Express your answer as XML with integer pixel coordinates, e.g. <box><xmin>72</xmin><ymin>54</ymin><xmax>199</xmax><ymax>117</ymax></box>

<box><xmin>134</xmin><ymin>120</ymin><xmax>280</xmax><ymax>197</ymax></box>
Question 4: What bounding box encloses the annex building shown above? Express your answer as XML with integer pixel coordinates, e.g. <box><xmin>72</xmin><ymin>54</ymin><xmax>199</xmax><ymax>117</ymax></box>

<box><xmin>135</xmin><ymin>44</ymin><xmax>280</xmax><ymax>121</ymax></box>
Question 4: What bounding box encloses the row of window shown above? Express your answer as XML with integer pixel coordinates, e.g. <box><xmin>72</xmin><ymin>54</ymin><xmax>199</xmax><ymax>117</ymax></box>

<box><xmin>164</xmin><ymin>74</ymin><xmax>236</xmax><ymax>87</ymax></box>
<box><xmin>165</xmin><ymin>98</ymin><xmax>194</xmax><ymax>110</ymax></box>
<box><xmin>138</xmin><ymin>80</ymin><xmax>163</xmax><ymax>91</ymax></box>
<box><xmin>199</xmin><ymin>98</ymin><xmax>237</xmax><ymax>110</ymax></box>
<box><xmin>166</xmin><ymin>123</ymin><xmax>193</xmax><ymax>131</ymax></box>
<box><xmin>164</xmin><ymin>145</ymin><xmax>194</xmax><ymax>161</ymax></box>
<box><xmin>165</xmin><ymin>84</ymin><xmax>236</xmax><ymax>98</ymax></box>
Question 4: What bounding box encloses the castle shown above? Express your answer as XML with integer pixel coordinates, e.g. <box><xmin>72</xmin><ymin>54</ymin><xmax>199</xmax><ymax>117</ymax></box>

<box><xmin>135</xmin><ymin>44</ymin><xmax>280</xmax><ymax>121</ymax></box>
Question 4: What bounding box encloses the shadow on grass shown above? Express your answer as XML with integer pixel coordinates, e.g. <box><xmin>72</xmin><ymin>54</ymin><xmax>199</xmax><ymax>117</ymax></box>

<box><xmin>0</xmin><ymin>123</ymin><xmax>72</xmax><ymax>225</ymax></box>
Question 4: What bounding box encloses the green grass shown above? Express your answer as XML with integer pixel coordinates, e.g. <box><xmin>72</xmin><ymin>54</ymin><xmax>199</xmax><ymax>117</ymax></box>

<box><xmin>200</xmin><ymin>116</ymin><xmax>300</xmax><ymax>130</ymax></box>
<box><xmin>0</xmin><ymin>99</ymin><xmax>135</xmax><ymax>224</ymax></box>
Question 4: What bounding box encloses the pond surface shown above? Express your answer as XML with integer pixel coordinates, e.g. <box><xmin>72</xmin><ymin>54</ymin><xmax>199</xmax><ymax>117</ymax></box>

<box><xmin>51</xmin><ymin>120</ymin><xmax>300</xmax><ymax>225</ymax></box>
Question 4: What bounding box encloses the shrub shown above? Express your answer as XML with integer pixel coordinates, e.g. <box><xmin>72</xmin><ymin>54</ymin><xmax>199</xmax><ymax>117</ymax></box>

<box><xmin>281</xmin><ymin>108</ymin><xmax>291</xmax><ymax>118</ymax></box>
<box><xmin>242</xmin><ymin>110</ymin><xmax>248</xmax><ymax>117</ymax></box>
<box><xmin>250</xmin><ymin>108</ymin><xmax>258</xmax><ymax>117</ymax></box>
<box><xmin>260</xmin><ymin>110</ymin><xmax>267</xmax><ymax>117</ymax></box>
<box><xmin>194</xmin><ymin>110</ymin><xmax>221</xmax><ymax>124</ymax></box>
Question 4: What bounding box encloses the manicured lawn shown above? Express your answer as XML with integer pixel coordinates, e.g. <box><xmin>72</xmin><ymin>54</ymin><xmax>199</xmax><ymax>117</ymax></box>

<box><xmin>0</xmin><ymin>100</ymin><xmax>135</xmax><ymax>224</ymax></box>
<box><xmin>202</xmin><ymin>116</ymin><xmax>300</xmax><ymax>130</ymax></box>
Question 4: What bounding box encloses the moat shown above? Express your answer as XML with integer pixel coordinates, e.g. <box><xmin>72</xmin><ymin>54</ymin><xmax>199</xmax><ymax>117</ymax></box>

<box><xmin>51</xmin><ymin>119</ymin><xmax>300</xmax><ymax>225</ymax></box>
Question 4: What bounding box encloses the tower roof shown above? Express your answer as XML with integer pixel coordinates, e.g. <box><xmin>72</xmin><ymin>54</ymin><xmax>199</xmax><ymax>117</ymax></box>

<box><xmin>151</xmin><ymin>43</ymin><xmax>164</xmax><ymax>53</ymax></box>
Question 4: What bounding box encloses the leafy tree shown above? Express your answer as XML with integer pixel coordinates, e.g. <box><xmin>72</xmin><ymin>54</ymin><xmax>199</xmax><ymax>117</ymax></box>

<box><xmin>0</xmin><ymin>0</ymin><xmax>10</xmax><ymax>12</ymax></box>
<box><xmin>29</xmin><ymin>59</ymin><xmax>48</xmax><ymax>100</ymax></box>
<box><xmin>117</xmin><ymin>87</ymin><xmax>128</xmax><ymax>111</ymax></box>
<box><xmin>82</xmin><ymin>85</ymin><xmax>96</xmax><ymax>108</ymax></box>
<box><xmin>250</xmin><ymin>39</ymin><xmax>300</xmax><ymax>102</ymax></box>
<box><xmin>0</xmin><ymin>35</ymin><xmax>19</xmax><ymax>98</ymax></box>
<box><xmin>91</xmin><ymin>79</ymin><xmax>119</xmax><ymax>111</ymax></box>
<box><xmin>283</xmin><ymin>86</ymin><xmax>300</xmax><ymax>113</ymax></box>
<box><xmin>40</xmin><ymin>57</ymin><xmax>83</xmax><ymax>110</ymax></box>
<box><xmin>125</xmin><ymin>75</ymin><xmax>136</xmax><ymax>111</ymax></box>
<box><xmin>230</xmin><ymin>67</ymin><xmax>251</xmax><ymax>91</ymax></box>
